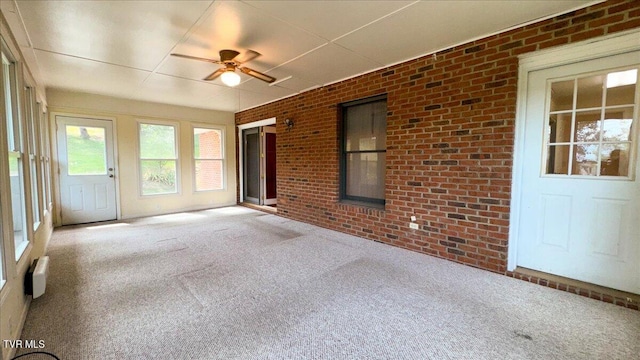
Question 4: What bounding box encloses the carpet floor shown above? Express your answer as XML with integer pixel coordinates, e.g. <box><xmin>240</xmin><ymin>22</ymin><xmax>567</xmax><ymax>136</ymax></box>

<box><xmin>17</xmin><ymin>206</ymin><xmax>640</xmax><ymax>359</ymax></box>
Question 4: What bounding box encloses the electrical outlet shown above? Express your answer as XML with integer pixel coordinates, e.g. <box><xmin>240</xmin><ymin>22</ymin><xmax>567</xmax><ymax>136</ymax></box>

<box><xmin>410</xmin><ymin>215</ymin><xmax>417</xmax><ymax>222</ymax></box>
<box><xmin>409</xmin><ymin>222</ymin><xmax>419</xmax><ymax>230</ymax></box>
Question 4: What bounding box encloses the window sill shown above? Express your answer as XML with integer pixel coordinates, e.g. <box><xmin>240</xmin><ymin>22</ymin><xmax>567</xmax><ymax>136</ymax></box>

<box><xmin>339</xmin><ymin>199</ymin><xmax>385</xmax><ymax>211</ymax></box>
<box><xmin>14</xmin><ymin>241</ymin><xmax>29</xmax><ymax>262</ymax></box>
<box><xmin>33</xmin><ymin>221</ymin><xmax>41</xmax><ymax>233</ymax></box>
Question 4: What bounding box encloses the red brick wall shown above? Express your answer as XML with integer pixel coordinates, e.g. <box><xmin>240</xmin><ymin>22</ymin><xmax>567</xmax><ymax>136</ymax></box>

<box><xmin>235</xmin><ymin>1</ymin><xmax>640</xmax><ymax>308</ymax></box>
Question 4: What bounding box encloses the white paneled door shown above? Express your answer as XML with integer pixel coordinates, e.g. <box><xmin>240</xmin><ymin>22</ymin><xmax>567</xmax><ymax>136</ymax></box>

<box><xmin>56</xmin><ymin>116</ymin><xmax>117</xmax><ymax>225</ymax></box>
<box><xmin>516</xmin><ymin>51</ymin><xmax>640</xmax><ymax>294</ymax></box>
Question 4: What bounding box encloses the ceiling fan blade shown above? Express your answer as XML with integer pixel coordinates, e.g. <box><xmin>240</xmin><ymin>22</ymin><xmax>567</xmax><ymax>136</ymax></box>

<box><xmin>235</xmin><ymin>50</ymin><xmax>261</xmax><ymax>64</ymax></box>
<box><xmin>239</xmin><ymin>66</ymin><xmax>276</xmax><ymax>83</ymax></box>
<box><xmin>203</xmin><ymin>68</ymin><xmax>226</xmax><ymax>81</ymax></box>
<box><xmin>171</xmin><ymin>53</ymin><xmax>220</xmax><ymax>63</ymax></box>
<box><xmin>219</xmin><ymin>49</ymin><xmax>240</xmax><ymax>62</ymax></box>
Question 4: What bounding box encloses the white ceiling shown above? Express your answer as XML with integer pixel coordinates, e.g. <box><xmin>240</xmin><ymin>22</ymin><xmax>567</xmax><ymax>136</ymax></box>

<box><xmin>1</xmin><ymin>0</ymin><xmax>600</xmax><ymax>113</ymax></box>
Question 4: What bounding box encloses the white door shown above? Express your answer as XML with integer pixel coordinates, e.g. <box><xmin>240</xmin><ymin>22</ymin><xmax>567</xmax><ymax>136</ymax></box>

<box><xmin>517</xmin><ymin>51</ymin><xmax>640</xmax><ymax>294</ymax></box>
<box><xmin>56</xmin><ymin>116</ymin><xmax>117</xmax><ymax>225</ymax></box>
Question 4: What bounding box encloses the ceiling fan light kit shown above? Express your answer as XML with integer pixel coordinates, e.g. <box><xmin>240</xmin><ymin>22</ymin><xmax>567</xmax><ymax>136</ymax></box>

<box><xmin>171</xmin><ymin>49</ymin><xmax>276</xmax><ymax>87</ymax></box>
<box><xmin>221</xmin><ymin>71</ymin><xmax>241</xmax><ymax>87</ymax></box>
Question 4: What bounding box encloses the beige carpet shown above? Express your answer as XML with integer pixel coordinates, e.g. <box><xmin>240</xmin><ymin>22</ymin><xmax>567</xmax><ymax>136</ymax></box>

<box><xmin>17</xmin><ymin>206</ymin><xmax>640</xmax><ymax>359</ymax></box>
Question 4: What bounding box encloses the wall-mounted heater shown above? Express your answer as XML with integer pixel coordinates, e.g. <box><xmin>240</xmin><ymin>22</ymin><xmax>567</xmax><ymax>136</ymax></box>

<box><xmin>25</xmin><ymin>256</ymin><xmax>50</xmax><ymax>299</ymax></box>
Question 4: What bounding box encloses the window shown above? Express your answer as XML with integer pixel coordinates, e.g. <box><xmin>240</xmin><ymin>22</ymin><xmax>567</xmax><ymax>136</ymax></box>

<box><xmin>39</xmin><ymin>106</ymin><xmax>51</xmax><ymax>209</ymax></box>
<box><xmin>139</xmin><ymin>122</ymin><xmax>178</xmax><ymax>195</ymax></box>
<box><xmin>340</xmin><ymin>95</ymin><xmax>387</xmax><ymax>206</ymax></box>
<box><xmin>193</xmin><ymin>127</ymin><xmax>224</xmax><ymax>191</ymax></box>
<box><xmin>25</xmin><ymin>87</ymin><xmax>41</xmax><ymax>225</ymax></box>
<box><xmin>0</xmin><ymin>209</ymin><xmax>4</xmax><ymax>290</ymax></box>
<box><xmin>3</xmin><ymin>47</ymin><xmax>29</xmax><ymax>259</ymax></box>
<box><xmin>545</xmin><ymin>68</ymin><xmax>637</xmax><ymax>177</ymax></box>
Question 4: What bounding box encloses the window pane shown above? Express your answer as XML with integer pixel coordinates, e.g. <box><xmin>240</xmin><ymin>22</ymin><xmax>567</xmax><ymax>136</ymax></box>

<box><xmin>9</xmin><ymin>153</ymin><xmax>27</xmax><ymax>257</ymax></box>
<box><xmin>141</xmin><ymin>160</ymin><xmax>177</xmax><ymax>195</ymax></box>
<box><xmin>346</xmin><ymin>152</ymin><xmax>385</xmax><ymax>200</ymax></box>
<box><xmin>194</xmin><ymin>128</ymin><xmax>222</xmax><ymax>159</ymax></box>
<box><xmin>603</xmin><ymin>108</ymin><xmax>633</xmax><ymax>142</ymax></box>
<box><xmin>548</xmin><ymin>114</ymin><xmax>572</xmax><ymax>143</ymax></box>
<box><xmin>600</xmin><ymin>144</ymin><xmax>630</xmax><ymax>177</ymax></box>
<box><xmin>40</xmin><ymin>112</ymin><xmax>51</xmax><ymax>206</ymax></box>
<box><xmin>66</xmin><ymin>125</ymin><xmax>107</xmax><ymax>175</ymax></box>
<box><xmin>606</xmin><ymin>69</ymin><xmax>637</xmax><ymax>106</ymax></box>
<box><xmin>574</xmin><ymin>111</ymin><xmax>601</xmax><ymax>142</ymax></box>
<box><xmin>0</xmin><ymin>217</ymin><xmax>4</xmax><ymax>286</ymax></box>
<box><xmin>572</xmin><ymin>144</ymin><xmax>598</xmax><ymax>176</ymax></box>
<box><xmin>27</xmin><ymin>89</ymin><xmax>40</xmax><ymax>223</ymax></box>
<box><xmin>30</xmin><ymin>158</ymin><xmax>39</xmax><ymax>223</ymax></box>
<box><xmin>345</xmin><ymin>101</ymin><xmax>387</xmax><ymax>151</ymax></box>
<box><xmin>550</xmin><ymin>80</ymin><xmax>573</xmax><ymax>112</ymax></box>
<box><xmin>546</xmin><ymin>145</ymin><xmax>570</xmax><ymax>175</ymax></box>
<box><xmin>607</xmin><ymin>84</ymin><xmax>636</xmax><ymax>106</ymax></box>
<box><xmin>576</xmin><ymin>75</ymin><xmax>604</xmax><ymax>109</ymax></box>
<box><xmin>2</xmin><ymin>55</ymin><xmax>15</xmax><ymax>151</ymax></box>
<box><xmin>140</xmin><ymin>124</ymin><xmax>176</xmax><ymax>159</ymax></box>
<box><xmin>195</xmin><ymin>159</ymin><xmax>223</xmax><ymax>191</ymax></box>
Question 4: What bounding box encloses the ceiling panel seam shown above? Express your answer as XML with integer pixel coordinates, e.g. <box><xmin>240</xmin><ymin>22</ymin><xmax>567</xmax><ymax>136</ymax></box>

<box><xmin>143</xmin><ymin>0</ymin><xmax>217</xmax><ymax>85</ymax></box>
<box><xmin>329</xmin><ymin>0</ymin><xmax>420</xmax><ymax>44</ymax></box>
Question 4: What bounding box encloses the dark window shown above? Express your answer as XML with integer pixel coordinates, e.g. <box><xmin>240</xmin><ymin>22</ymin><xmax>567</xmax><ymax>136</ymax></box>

<box><xmin>340</xmin><ymin>95</ymin><xmax>387</xmax><ymax>206</ymax></box>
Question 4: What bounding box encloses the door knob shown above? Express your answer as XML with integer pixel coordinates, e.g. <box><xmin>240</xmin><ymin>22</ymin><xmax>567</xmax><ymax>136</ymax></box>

<box><xmin>109</xmin><ymin>174</ymin><xmax>114</xmax><ymax>178</ymax></box>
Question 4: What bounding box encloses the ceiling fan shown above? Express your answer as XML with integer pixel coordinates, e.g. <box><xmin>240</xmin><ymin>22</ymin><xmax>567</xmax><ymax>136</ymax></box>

<box><xmin>171</xmin><ymin>49</ymin><xmax>276</xmax><ymax>87</ymax></box>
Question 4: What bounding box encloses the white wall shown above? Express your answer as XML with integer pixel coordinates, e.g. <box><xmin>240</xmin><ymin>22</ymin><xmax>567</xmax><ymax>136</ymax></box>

<box><xmin>47</xmin><ymin>90</ymin><xmax>237</xmax><ymax>222</ymax></box>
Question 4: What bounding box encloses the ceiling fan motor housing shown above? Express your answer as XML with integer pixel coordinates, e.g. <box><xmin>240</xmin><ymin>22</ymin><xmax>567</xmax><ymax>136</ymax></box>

<box><xmin>220</xmin><ymin>49</ymin><xmax>240</xmax><ymax>63</ymax></box>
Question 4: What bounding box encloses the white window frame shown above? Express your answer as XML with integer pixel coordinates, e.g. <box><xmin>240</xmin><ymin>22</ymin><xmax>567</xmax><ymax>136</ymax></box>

<box><xmin>2</xmin><ymin>43</ymin><xmax>30</xmax><ymax>261</ymax></box>
<box><xmin>192</xmin><ymin>125</ymin><xmax>225</xmax><ymax>192</ymax></box>
<box><xmin>541</xmin><ymin>67</ymin><xmax>637</xmax><ymax>180</ymax></box>
<box><xmin>137</xmin><ymin>120</ymin><xmax>180</xmax><ymax>196</ymax></box>
<box><xmin>40</xmin><ymin>107</ymin><xmax>52</xmax><ymax>210</ymax></box>
<box><xmin>25</xmin><ymin>86</ymin><xmax>41</xmax><ymax>228</ymax></box>
<box><xmin>0</xmin><ymin>208</ymin><xmax>5</xmax><ymax>291</ymax></box>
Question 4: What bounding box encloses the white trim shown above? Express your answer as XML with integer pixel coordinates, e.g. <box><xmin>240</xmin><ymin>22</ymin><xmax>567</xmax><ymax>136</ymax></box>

<box><xmin>237</xmin><ymin>118</ymin><xmax>276</xmax><ymax>203</ymax></box>
<box><xmin>518</xmin><ymin>28</ymin><xmax>640</xmax><ymax>70</ymax></box>
<box><xmin>508</xmin><ymin>29</ymin><xmax>640</xmax><ymax>272</ymax></box>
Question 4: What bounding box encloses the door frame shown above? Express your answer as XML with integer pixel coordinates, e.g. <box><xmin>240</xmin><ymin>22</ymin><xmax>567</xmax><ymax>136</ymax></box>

<box><xmin>237</xmin><ymin>117</ymin><xmax>276</xmax><ymax>204</ymax></box>
<box><xmin>242</xmin><ymin>127</ymin><xmax>260</xmax><ymax>205</ymax></box>
<box><xmin>262</xmin><ymin>126</ymin><xmax>277</xmax><ymax>205</ymax></box>
<box><xmin>508</xmin><ymin>29</ymin><xmax>640</xmax><ymax>272</ymax></box>
<box><xmin>51</xmin><ymin>112</ymin><xmax>121</xmax><ymax>226</ymax></box>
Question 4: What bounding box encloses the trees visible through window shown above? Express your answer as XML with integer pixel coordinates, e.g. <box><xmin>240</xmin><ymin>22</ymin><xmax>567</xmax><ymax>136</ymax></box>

<box><xmin>193</xmin><ymin>127</ymin><xmax>224</xmax><ymax>191</ymax></box>
<box><xmin>139</xmin><ymin>123</ymin><xmax>178</xmax><ymax>195</ymax></box>
<box><xmin>546</xmin><ymin>68</ymin><xmax>637</xmax><ymax>177</ymax></box>
<box><xmin>340</xmin><ymin>95</ymin><xmax>387</xmax><ymax>206</ymax></box>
